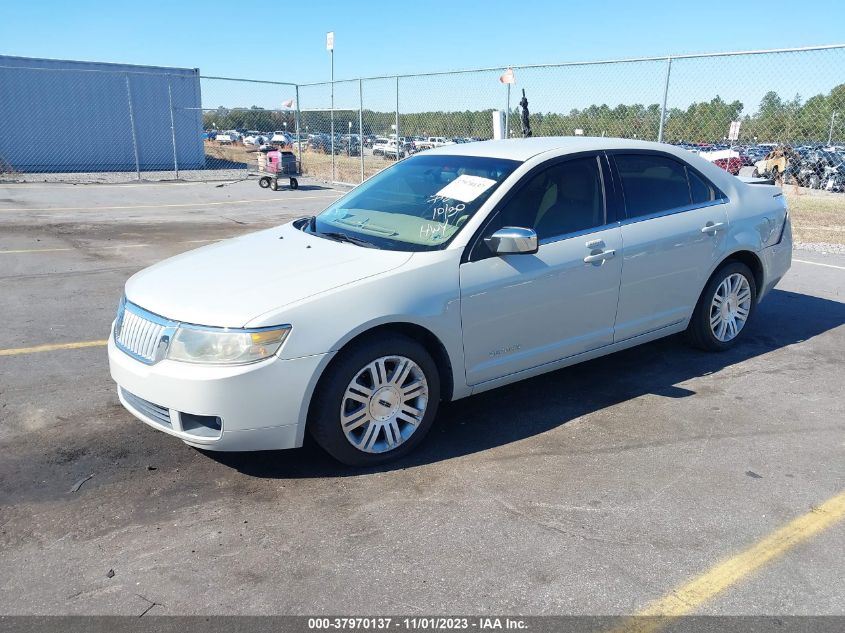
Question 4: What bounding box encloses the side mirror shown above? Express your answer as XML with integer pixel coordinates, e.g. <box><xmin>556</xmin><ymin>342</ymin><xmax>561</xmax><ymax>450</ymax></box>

<box><xmin>484</xmin><ymin>227</ymin><xmax>538</xmax><ymax>255</ymax></box>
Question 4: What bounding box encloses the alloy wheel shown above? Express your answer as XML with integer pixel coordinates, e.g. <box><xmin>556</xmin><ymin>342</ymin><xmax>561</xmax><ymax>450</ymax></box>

<box><xmin>709</xmin><ymin>273</ymin><xmax>752</xmax><ymax>342</ymax></box>
<box><xmin>340</xmin><ymin>355</ymin><xmax>429</xmax><ymax>453</ymax></box>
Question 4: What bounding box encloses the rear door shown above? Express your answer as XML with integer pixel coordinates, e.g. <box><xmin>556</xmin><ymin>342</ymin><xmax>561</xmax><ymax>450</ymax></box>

<box><xmin>610</xmin><ymin>152</ymin><xmax>729</xmax><ymax>341</ymax></box>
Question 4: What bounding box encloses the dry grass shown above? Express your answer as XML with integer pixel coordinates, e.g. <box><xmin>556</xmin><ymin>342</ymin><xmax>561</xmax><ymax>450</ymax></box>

<box><xmin>203</xmin><ymin>140</ymin><xmax>389</xmax><ymax>183</ymax></box>
<box><xmin>784</xmin><ymin>189</ymin><xmax>845</xmax><ymax>244</ymax></box>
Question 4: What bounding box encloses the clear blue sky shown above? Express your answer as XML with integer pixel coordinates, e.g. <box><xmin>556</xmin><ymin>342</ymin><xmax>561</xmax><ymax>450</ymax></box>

<box><xmin>2</xmin><ymin>0</ymin><xmax>844</xmax><ymax>116</ymax></box>
<box><xmin>2</xmin><ymin>0</ymin><xmax>843</xmax><ymax>82</ymax></box>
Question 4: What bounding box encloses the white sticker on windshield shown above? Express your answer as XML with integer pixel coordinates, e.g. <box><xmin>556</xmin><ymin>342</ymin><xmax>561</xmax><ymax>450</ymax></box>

<box><xmin>435</xmin><ymin>174</ymin><xmax>497</xmax><ymax>203</ymax></box>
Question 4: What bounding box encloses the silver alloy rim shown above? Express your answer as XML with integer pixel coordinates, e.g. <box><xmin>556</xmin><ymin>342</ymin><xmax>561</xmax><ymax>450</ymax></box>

<box><xmin>709</xmin><ymin>273</ymin><xmax>752</xmax><ymax>342</ymax></box>
<box><xmin>340</xmin><ymin>355</ymin><xmax>429</xmax><ymax>454</ymax></box>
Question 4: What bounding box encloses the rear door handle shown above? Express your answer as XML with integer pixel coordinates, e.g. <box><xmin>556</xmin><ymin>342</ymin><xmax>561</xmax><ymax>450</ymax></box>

<box><xmin>701</xmin><ymin>222</ymin><xmax>725</xmax><ymax>234</ymax></box>
<box><xmin>584</xmin><ymin>249</ymin><xmax>616</xmax><ymax>264</ymax></box>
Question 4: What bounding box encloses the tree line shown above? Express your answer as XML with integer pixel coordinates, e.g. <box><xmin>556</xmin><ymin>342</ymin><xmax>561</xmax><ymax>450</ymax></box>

<box><xmin>202</xmin><ymin>84</ymin><xmax>844</xmax><ymax>144</ymax></box>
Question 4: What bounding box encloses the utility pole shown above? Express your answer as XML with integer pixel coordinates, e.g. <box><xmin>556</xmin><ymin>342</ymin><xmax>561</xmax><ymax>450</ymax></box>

<box><xmin>829</xmin><ymin>111</ymin><xmax>838</xmax><ymax>145</ymax></box>
<box><xmin>327</xmin><ymin>31</ymin><xmax>335</xmax><ymax>181</ymax></box>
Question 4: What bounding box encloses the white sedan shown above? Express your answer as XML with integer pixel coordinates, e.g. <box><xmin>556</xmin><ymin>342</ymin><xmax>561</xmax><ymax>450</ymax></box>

<box><xmin>108</xmin><ymin>137</ymin><xmax>792</xmax><ymax>465</ymax></box>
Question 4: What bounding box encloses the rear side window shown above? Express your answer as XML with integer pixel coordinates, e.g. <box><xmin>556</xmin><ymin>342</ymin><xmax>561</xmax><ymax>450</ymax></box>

<box><xmin>615</xmin><ymin>154</ymin><xmax>691</xmax><ymax>218</ymax></box>
<box><xmin>688</xmin><ymin>168</ymin><xmax>717</xmax><ymax>204</ymax></box>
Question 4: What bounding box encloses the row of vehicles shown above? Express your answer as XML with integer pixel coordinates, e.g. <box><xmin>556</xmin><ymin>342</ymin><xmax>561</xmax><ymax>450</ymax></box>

<box><xmin>368</xmin><ymin>135</ymin><xmax>482</xmax><ymax>159</ymax></box>
<box><xmin>751</xmin><ymin>145</ymin><xmax>845</xmax><ymax>191</ymax></box>
<box><xmin>672</xmin><ymin>141</ymin><xmax>845</xmax><ymax>191</ymax></box>
<box><xmin>302</xmin><ymin>134</ymin><xmax>482</xmax><ymax>159</ymax></box>
<box><xmin>204</xmin><ymin>129</ymin><xmax>296</xmax><ymax>148</ymax></box>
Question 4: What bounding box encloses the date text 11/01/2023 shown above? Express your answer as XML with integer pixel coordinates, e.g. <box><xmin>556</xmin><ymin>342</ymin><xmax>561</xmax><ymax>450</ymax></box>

<box><xmin>307</xmin><ymin>617</ymin><xmax>529</xmax><ymax>630</ymax></box>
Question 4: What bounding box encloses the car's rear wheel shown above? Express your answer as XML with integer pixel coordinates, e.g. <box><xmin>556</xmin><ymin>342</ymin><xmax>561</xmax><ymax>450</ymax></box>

<box><xmin>687</xmin><ymin>262</ymin><xmax>757</xmax><ymax>352</ymax></box>
<box><xmin>309</xmin><ymin>334</ymin><xmax>440</xmax><ymax>466</ymax></box>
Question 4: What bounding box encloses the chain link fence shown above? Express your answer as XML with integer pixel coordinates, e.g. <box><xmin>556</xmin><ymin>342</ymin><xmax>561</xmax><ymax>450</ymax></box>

<box><xmin>298</xmin><ymin>45</ymin><xmax>845</xmax><ymax>189</ymax></box>
<box><xmin>1</xmin><ymin>45</ymin><xmax>844</xmax><ymax>187</ymax></box>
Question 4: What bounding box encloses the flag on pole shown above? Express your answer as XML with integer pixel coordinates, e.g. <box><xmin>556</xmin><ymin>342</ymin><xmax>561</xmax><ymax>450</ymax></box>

<box><xmin>281</xmin><ymin>98</ymin><xmax>296</xmax><ymax>109</ymax></box>
<box><xmin>499</xmin><ymin>68</ymin><xmax>515</xmax><ymax>84</ymax></box>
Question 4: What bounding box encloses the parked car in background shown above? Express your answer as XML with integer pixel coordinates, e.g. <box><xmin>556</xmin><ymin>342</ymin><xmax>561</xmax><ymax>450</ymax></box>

<box><xmin>699</xmin><ymin>148</ymin><xmax>742</xmax><ymax>176</ymax></box>
<box><xmin>109</xmin><ymin>137</ymin><xmax>791</xmax><ymax>466</ymax></box>
<box><xmin>416</xmin><ymin>136</ymin><xmax>454</xmax><ymax>151</ymax></box>
<box><xmin>786</xmin><ymin>150</ymin><xmax>845</xmax><ymax>190</ymax></box>
<box><xmin>216</xmin><ymin>131</ymin><xmax>240</xmax><ymax>145</ymax></box>
<box><xmin>309</xmin><ymin>134</ymin><xmax>342</xmax><ymax>154</ymax></box>
<box><xmin>753</xmin><ymin>146</ymin><xmax>797</xmax><ymax>181</ymax></box>
<box><xmin>271</xmin><ymin>131</ymin><xmax>293</xmax><ymax>145</ymax></box>
<box><xmin>373</xmin><ymin>139</ymin><xmax>406</xmax><ymax>159</ymax></box>
<box><xmin>243</xmin><ymin>131</ymin><xmax>268</xmax><ymax>146</ymax></box>
<box><xmin>713</xmin><ymin>156</ymin><xmax>743</xmax><ymax>175</ymax></box>
<box><xmin>371</xmin><ymin>137</ymin><xmax>392</xmax><ymax>156</ymax></box>
<box><xmin>339</xmin><ymin>134</ymin><xmax>361</xmax><ymax>156</ymax></box>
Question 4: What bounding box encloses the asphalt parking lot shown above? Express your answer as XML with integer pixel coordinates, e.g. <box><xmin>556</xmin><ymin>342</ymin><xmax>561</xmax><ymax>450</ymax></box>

<box><xmin>0</xmin><ymin>178</ymin><xmax>843</xmax><ymax>617</ymax></box>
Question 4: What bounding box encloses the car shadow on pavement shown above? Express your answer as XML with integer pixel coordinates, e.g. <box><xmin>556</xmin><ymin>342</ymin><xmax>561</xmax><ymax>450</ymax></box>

<box><xmin>208</xmin><ymin>289</ymin><xmax>845</xmax><ymax>479</ymax></box>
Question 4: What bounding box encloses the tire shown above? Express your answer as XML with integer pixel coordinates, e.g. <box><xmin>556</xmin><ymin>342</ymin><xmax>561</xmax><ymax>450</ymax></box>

<box><xmin>309</xmin><ymin>333</ymin><xmax>441</xmax><ymax>466</ymax></box>
<box><xmin>270</xmin><ymin>178</ymin><xmax>279</xmax><ymax>191</ymax></box>
<box><xmin>687</xmin><ymin>261</ymin><xmax>757</xmax><ymax>352</ymax></box>
<box><xmin>289</xmin><ymin>177</ymin><xmax>299</xmax><ymax>190</ymax></box>
<box><xmin>258</xmin><ymin>176</ymin><xmax>271</xmax><ymax>189</ymax></box>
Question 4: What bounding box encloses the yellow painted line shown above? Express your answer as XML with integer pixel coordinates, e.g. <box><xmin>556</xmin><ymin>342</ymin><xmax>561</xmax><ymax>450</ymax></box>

<box><xmin>0</xmin><ymin>340</ymin><xmax>108</xmax><ymax>357</ymax></box>
<box><xmin>793</xmin><ymin>258</ymin><xmax>845</xmax><ymax>271</ymax></box>
<box><xmin>613</xmin><ymin>490</ymin><xmax>845</xmax><ymax>633</ymax></box>
<box><xmin>0</xmin><ymin>193</ymin><xmax>341</xmax><ymax>213</ymax></box>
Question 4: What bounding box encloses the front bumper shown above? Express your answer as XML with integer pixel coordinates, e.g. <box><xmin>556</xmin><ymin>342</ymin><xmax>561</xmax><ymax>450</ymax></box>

<box><xmin>108</xmin><ymin>335</ymin><xmax>333</xmax><ymax>451</ymax></box>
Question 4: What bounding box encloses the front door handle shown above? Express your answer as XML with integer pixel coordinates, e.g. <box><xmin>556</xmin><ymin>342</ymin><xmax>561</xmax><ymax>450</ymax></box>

<box><xmin>701</xmin><ymin>222</ymin><xmax>725</xmax><ymax>234</ymax></box>
<box><xmin>584</xmin><ymin>249</ymin><xmax>616</xmax><ymax>264</ymax></box>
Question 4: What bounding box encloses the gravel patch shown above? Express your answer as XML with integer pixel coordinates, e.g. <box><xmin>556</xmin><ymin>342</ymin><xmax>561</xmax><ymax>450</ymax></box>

<box><xmin>795</xmin><ymin>242</ymin><xmax>845</xmax><ymax>255</ymax></box>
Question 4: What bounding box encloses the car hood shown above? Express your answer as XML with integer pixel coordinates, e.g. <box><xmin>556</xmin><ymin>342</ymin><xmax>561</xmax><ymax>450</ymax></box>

<box><xmin>124</xmin><ymin>222</ymin><xmax>413</xmax><ymax>328</ymax></box>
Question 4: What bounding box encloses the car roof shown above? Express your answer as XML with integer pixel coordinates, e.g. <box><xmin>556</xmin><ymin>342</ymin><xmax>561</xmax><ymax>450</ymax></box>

<box><xmin>426</xmin><ymin>135</ymin><xmax>744</xmax><ymax>195</ymax></box>
<box><xmin>426</xmin><ymin>136</ymin><xmax>709</xmax><ymax>161</ymax></box>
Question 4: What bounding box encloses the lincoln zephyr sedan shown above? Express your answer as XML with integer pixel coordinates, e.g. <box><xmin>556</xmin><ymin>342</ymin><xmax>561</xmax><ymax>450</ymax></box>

<box><xmin>109</xmin><ymin>137</ymin><xmax>792</xmax><ymax>465</ymax></box>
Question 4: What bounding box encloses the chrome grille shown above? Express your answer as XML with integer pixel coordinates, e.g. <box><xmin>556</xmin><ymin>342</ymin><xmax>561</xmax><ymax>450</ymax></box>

<box><xmin>120</xmin><ymin>388</ymin><xmax>172</xmax><ymax>428</ymax></box>
<box><xmin>115</xmin><ymin>304</ymin><xmax>170</xmax><ymax>363</ymax></box>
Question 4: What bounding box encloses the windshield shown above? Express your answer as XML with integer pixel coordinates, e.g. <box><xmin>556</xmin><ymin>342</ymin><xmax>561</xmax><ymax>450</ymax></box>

<box><xmin>309</xmin><ymin>154</ymin><xmax>520</xmax><ymax>251</ymax></box>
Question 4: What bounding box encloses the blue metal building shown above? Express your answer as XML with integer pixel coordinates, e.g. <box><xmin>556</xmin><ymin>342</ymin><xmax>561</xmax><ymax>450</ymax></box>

<box><xmin>0</xmin><ymin>55</ymin><xmax>204</xmax><ymax>173</ymax></box>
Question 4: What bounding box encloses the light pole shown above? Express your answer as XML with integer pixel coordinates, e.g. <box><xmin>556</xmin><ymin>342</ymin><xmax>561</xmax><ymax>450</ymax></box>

<box><xmin>327</xmin><ymin>31</ymin><xmax>335</xmax><ymax>181</ymax></box>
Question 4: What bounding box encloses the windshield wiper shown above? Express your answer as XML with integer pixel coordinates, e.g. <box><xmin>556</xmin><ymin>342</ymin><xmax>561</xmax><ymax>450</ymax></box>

<box><xmin>317</xmin><ymin>231</ymin><xmax>379</xmax><ymax>248</ymax></box>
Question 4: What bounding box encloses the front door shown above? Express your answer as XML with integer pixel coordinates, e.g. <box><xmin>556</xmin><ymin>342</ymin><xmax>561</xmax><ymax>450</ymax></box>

<box><xmin>459</xmin><ymin>155</ymin><xmax>623</xmax><ymax>385</ymax></box>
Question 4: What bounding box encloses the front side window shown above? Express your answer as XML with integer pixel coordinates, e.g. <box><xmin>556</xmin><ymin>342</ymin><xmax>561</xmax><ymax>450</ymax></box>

<box><xmin>484</xmin><ymin>156</ymin><xmax>606</xmax><ymax>243</ymax></box>
<box><xmin>615</xmin><ymin>154</ymin><xmax>692</xmax><ymax>218</ymax></box>
<box><xmin>310</xmin><ymin>154</ymin><xmax>520</xmax><ymax>251</ymax></box>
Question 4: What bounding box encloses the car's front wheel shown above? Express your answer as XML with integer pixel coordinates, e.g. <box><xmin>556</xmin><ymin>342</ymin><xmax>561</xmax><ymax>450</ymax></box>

<box><xmin>687</xmin><ymin>262</ymin><xmax>757</xmax><ymax>351</ymax></box>
<box><xmin>309</xmin><ymin>334</ymin><xmax>440</xmax><ymax>466</ymax></box>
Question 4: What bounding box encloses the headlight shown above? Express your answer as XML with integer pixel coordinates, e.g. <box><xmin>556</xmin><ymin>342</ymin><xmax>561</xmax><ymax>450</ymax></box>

<box><xmin>166</xmin><ymin>325</ymin><xmax>291</xmax><ymax>365</ymax></box>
